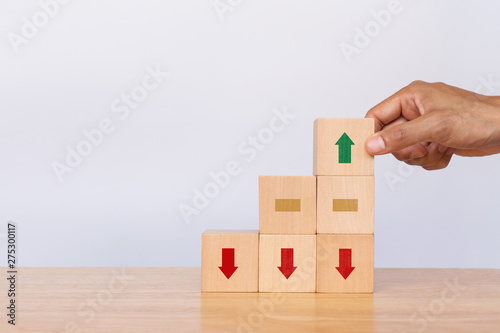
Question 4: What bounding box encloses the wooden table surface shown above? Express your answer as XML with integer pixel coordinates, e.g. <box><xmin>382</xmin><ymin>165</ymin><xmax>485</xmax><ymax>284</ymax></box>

<box><xmin>1</xmin><ymin>268</ymin><xmax>499</xmax><ymax>332</ymax></box>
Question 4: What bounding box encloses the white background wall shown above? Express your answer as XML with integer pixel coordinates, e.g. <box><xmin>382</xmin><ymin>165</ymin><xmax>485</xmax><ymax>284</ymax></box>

<box><xmin>1</xmin><ymin>0</ymin><xmax>499</xmax><ymax>268</ymax></box>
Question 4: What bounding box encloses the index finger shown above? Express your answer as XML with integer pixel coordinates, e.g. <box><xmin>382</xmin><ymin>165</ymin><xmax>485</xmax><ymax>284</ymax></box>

<box><xmin>365</xmin><ymin>82</ymin><xmax>425</xmax><ymax>132</ymax></box>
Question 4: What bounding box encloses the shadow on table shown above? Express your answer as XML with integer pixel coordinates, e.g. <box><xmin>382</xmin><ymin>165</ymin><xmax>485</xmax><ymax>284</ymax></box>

<box><xmin>201</xmin><ymin>292</ymin><xmax>374</xmax><ymax>332</ymax></box>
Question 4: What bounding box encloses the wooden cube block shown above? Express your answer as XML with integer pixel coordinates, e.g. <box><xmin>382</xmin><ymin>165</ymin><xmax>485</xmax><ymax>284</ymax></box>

<box><xmin>314</xmin><ymin>118</ymin><xmax>374</xmax><ymax>176</ymax></box>
<box><xmin>201</xmin><ymin>230</ymin><xmax>259</xmax><ymax>292</ymax></box>
<box><xmin>259</xmin><ymin>235</ymin><xmax>316</xmax><ymax>292</ymax></box>
<box><xmin>317</xmin><ymin>234</ymin><xmax>374</xmax><ymax>293</ymax></box>
<box><xmin>317</xmin><ymin>176</ymin><xmax>374</xmax><ymax>234</ymax></box>
<box><xmin>259</xmin><ymin>176</ymin><xmax>316</xmax><ymax>234</ymax></box>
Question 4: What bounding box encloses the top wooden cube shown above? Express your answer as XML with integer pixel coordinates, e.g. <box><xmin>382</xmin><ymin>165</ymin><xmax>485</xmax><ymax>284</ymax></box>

<box><xmin>314</xmin><ymin>118</ymin><xmax>374</xmax><ymax>176</ymax></box>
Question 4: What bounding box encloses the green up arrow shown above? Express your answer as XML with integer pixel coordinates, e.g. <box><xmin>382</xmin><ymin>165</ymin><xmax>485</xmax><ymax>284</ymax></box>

<box><xmin>335</xmin><ymin>132</ymin><xmax>354</xmax><ymax>164</ymax></box>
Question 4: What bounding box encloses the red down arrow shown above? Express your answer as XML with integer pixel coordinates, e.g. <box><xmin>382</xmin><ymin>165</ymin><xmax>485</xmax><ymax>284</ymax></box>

<box><xmin>278</xmin><ymin>248</ymin><xmax>297</xmax><ymax>279</ymax></box>
<box><xmin>219</xmin><ymin>248</ymin><xmax>238</xmax><ymax>279</ymax></box>
<box><xmin>336</xmin><ymin>248</ymin><xmax>355</xmax><ymax>280</ymax></box>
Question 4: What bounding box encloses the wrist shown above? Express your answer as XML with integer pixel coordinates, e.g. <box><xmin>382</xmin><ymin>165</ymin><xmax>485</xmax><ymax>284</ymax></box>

<box><xmin>490</xmin><ymin>95</ymin><xmax>500</xmax><ymax>108</ymax></box>
<box><xmin>487</xmin><ymin>95</ymin><xmax>500</xmax><ymax>144</ymax></box>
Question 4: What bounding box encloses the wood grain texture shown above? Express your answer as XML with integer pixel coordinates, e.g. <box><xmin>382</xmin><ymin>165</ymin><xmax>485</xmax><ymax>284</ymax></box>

<box><xmin>1</xmin><ymin>268</ymin><xmax>499</xmax><ymax>333</ymax></box>
<box><xmin>259</xmin><ymin>176</ymin><xmax>316</xmax><ymax>234</ymax></box>
<box><xmin>314</xmin><ymin>118</ymin><xmax>374</xmax><ymax>176</ymax></box>
<box><xmin>201</xmin><ymin>230</ymin><xmax>259</xmax><ymax>292</ymax></box>
<box><xmin>317</xmin><ymin>234</ymin><xmax>374</xmax><ymax>293</ymax></box>
<box><xmin>259</xmin><ymin>235</ymin><xmax>316</xmax><ymax>292</ymax></box>
<box><xmin>317</xmin><ymin>176</ymin><xmax>374</xmax><ymax>234</ymax></box>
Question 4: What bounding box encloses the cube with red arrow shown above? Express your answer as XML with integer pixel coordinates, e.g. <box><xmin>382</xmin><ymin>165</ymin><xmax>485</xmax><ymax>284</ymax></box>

<box><xmin>201</xmin><ymin>230</ymin><xmax>259</xmax><ymax>292</ymax></box>
<box><xmin>258</xmin><ymin>234</ymin><xmax>316</xmax><ymax>292</ymax></box>
<box><xmin>316</xmin><ymin>234</ymin><xmax>374</xmax><ymax>293</ymax></box>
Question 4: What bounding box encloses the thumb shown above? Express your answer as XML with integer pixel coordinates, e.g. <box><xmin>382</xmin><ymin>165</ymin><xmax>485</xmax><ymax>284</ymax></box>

<box><xmin>365</xmin><ymin>114</ymin><xmax>436</xmax><ymax>155</ymax></box>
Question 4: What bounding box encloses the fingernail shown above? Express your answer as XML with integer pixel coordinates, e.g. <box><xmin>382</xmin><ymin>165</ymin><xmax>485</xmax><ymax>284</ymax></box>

<box><xmin>366</xmin><ymin>136</ymin><xmax>385</xmax><ymax>154</ymax></box>
<box><xmin>437</xmin><ymin>144</ymin><xmax>447</xmax><ymax>153</ymax></box>
<box><xmin>409</xmin><ymin>150</ymin><xmax>426</xmax><ymax>159</ymax></box>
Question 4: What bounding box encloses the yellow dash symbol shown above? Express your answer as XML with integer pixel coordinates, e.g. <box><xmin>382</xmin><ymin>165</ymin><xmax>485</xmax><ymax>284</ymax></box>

<box><xmin>275</xmin><ymin>199</ymin><xmax>301</xmax><ymax>212</ymax></box>
<box><xmin>332</xmin><ymin>199</ymin><xmax>358</xmax><ymax>212</ymax></box>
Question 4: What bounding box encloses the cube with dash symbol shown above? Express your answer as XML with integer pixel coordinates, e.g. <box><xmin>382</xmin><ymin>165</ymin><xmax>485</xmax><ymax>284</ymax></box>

<box><xmin>316</xmin><ymin>175</ymin><xmax>374</xmax><ymax>234</ymax></box>
<box><xmin>259</xmin><ymin>176</ymin><xmax>317</xmax><ymax>234</ymax></box>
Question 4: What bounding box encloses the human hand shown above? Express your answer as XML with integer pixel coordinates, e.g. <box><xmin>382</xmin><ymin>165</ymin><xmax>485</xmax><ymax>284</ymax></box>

<box><xmin>364</xmin><ymin>81</ymin><xmax>500</xmax><ymax>170</ymax></box>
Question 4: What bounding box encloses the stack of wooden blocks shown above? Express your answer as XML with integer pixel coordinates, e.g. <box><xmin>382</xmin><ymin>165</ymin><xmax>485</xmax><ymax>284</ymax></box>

<box><xmin>202</xmin><ymin>118</ymin><xmax>374</xmax><ymax>293</ymax></box>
